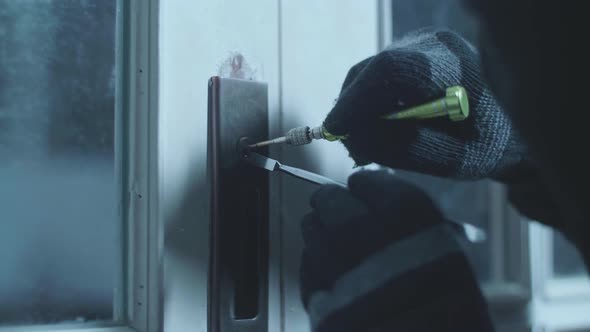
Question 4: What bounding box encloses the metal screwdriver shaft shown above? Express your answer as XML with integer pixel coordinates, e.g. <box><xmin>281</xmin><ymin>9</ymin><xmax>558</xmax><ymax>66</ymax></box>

<box><xmin>249</xmin><ymin>86</ymin><xmax>469</xmax><ymax>148</ymax></box>
<box><xmin>248</xmin><ymin>125</ymin><xmax>345</xmax><ymax>148</ymax></box>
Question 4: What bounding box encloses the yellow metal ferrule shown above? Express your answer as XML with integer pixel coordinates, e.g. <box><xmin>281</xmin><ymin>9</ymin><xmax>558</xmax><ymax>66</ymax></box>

<box><xmin>321</xmin><ymin>127</ymin><xmax>347</xmax><ymax>142</ymax></box>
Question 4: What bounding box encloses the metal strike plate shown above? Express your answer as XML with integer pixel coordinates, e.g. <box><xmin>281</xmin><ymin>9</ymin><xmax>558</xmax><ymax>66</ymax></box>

<box><xmin>207</xmin><ymin>77</ymin><xmax>269</xmax><ymax>332</ymax></box>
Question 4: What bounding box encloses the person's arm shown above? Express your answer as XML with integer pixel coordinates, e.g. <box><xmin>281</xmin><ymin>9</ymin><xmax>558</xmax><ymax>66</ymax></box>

<box><xmin>462</xmin><ymin>0</ymin><xmax>590</xmax><ymax>268</ymax></box>
<box><xmin>324</xmin><ymin>28</ymin><xmax>566</xmax><ymax>230</ymax></box>
<box><xmin>324</xmin><ymin>29</ymin><xmax>523</xmax><ymax>180</ymax></box>
<box><xmin>300</xmin><ymin>170</ymin><xmax>494</xmax><ymax>331</ymax></box>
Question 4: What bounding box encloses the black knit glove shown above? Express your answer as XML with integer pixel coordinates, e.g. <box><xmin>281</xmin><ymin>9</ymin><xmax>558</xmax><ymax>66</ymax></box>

<box><xmin>324</xmin><ymin>29</ymin><xmax>524</xmax><ymax>179</ymax></box>
<box><xmin>300</xmin><ymin>170</ymin><xmax>493</xmax><ymax>332</ymax></box>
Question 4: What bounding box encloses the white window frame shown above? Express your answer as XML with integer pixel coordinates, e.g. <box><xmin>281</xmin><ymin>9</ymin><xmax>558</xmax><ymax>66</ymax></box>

<box><xmin>122</xmin><ymin>0</ymin><xmax>160</xmax><ymax>330</ymax></box>
<box><xmin>530</xmin><ymin>223</ymin><xmax>590</xmax><ymax>332</ymax></box>
<box><xmin>0</xmin><ymin>0</ymin><xmax>160</xmax><ymax>331</ymax></box>
<box><xmin>477</xmin><ymin>183</ymin><xmax>531</xmax><ymax>331</ymax></box>
<box><xmin>482</xmin><ymin>183</ymin><xmax>531</xmax><ymax>295</ymax></box>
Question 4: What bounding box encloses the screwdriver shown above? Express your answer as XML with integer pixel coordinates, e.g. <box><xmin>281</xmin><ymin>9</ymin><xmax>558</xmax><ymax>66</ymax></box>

<box><xmin>249</xmin><ymin>86</ymin><xmax>469</xmax><ymax>148</ymax></box>
<box><xmin>243</xmin><ymin>150</ymin><xmax>346</xmax><ymax>187</ymax></box>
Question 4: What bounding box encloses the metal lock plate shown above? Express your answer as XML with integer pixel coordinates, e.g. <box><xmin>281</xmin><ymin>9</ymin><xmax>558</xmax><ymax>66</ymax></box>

<box><xmin>207</xmin><ymin>77</ymin><xmax>269</xmax><ymax>332</ymax></box>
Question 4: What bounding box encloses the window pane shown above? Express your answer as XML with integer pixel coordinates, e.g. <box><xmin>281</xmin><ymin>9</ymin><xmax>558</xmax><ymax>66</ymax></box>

<box><xmin>553</xmin><ymin>231</ymin><xmax>587</xmax><ymax>277</ymax></box>
<box><xmin>0</xmin><ymin>0</ymin><xmax>119</xmax><ymax>326</ymax></box>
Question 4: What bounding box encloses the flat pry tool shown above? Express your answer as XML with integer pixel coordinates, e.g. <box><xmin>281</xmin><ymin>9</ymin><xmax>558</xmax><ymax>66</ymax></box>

<box><xmin>243</xmin><ymin>150</ymin><xmax>345</xmax><ymax>187</ymax></box>
<box><xmin>242</xmin><ymin>150</ymin><xmax>486</xmax><ymax>243</ymax></box>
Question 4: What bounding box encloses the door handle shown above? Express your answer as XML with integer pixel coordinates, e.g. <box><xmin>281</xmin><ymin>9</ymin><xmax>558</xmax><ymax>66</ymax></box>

<box><xmin>208</xmin><ymin>76</ymin><xmax>269</xmax><ymax>332</ymax></box>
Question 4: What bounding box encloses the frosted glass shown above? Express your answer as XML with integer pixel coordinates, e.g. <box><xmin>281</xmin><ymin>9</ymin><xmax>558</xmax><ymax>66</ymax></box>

<box><xmin>0</xmin><ymin>0</ymin><xmax>119</xmax><ymax>325</ymax></box>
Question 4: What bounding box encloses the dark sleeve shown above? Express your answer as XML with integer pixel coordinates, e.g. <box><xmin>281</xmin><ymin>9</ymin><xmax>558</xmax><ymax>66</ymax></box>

<box><xmin>308</xmin><ymin>229</ymin><xmax>494</xmax><ymax>332</ymax></box>
<box><xmin>462</xmin><ymin>0</ymin><xmax>590</xmax><ymax>269</ymax></box>
<box><xmin>507</xmin><ymin>181</ymin><xmax>561</xmax><ymax>226</ymax></box>
<box><xmin>492</xmin><ymin>158</ymin><xmax>564</xmax><ymax>230</ymax></box>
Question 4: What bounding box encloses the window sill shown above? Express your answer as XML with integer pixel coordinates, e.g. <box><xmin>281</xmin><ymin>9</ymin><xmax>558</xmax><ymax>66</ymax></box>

<box><xmin>544</xmin><ymin>276</ymin><xmax>590</xmax><ymax>301</ymax></box>
<box><xmin>0</xmin><ymin>324</ymin><xmax>136</xmax><ymax>332</ymax></box>
<box><xmin>483</xmin><ymin>283</ymin><xmax>530</xmax><ymax>307</ymax></box>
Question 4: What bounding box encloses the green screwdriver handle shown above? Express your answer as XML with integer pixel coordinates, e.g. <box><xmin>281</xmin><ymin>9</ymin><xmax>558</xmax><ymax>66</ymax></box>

<box><xmin>320</xmin><ymin>86</ymin><xmax>469</xmax><ymax>141</ymax></box>
<box><xmin>382</xmin><ymin>86</ymin><xmax>469</xmax><ymax>121</ymax></box>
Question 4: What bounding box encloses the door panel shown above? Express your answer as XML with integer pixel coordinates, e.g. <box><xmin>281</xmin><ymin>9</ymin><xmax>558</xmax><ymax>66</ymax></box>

<box><xmin>159</xmin><ymin>1</ymin><xmax>378</xmax><ymax>331</ymax></box>
<box><xmin>158</xmin><ymin>1</ymin><xmax>280</xmax><ymax>331</ymax></box>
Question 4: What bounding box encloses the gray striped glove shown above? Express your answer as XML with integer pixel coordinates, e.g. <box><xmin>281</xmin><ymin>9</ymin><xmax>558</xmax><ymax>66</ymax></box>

<box><xmin>300</xmin><ymin>170</ymin><xmax>493</xmax><ymax>331</ymax></box>
<box><xmin>324</xmin><ymin>29</ymin><xmax>525</xmax><ymax>179</ymax></box>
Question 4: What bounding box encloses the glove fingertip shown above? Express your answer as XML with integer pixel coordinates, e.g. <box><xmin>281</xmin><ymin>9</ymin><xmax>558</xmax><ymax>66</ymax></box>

<box><xmin>301</xmin><ymin>212</ymin><xmax>327</xmax><ymax>248</ymax></box>
<box><xmin>348</xmin><ymin>169</ymin><xmax>431</xmax><ymax>211</ymax></box>
<box><xmin>347</xmin><ymin>169</ymin><xmax>393</xmax><ymax>204</ymax></box>
<box><xmin>348</xmin><ymin>169</ymin><xmax>394</xmax><ymax>190</ymax></box>
<box><xmin>323</xmin><ymin>107</ymin><xmax>350</xmax><ymax>136</ymax></box>
<box><xmin>310</xmin><ymin>184</ymin><xmax>348</xmax><ymax>209</ymax></box>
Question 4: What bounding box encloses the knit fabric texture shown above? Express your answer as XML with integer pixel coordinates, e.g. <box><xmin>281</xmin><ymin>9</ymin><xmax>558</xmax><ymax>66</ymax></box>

<box><xmin>300</xmin><ymin>170</ymin><xmax>494</xmax><ymax>332</ymax></box>
<box><xmin>324</xmin><ymin>29</ymin><xmax>522</xmax><ymax>179</ymax></box>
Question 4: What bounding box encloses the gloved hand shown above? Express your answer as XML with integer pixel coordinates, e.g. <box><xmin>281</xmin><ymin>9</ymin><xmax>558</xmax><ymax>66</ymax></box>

<box><xmin>324</xmin><ymin>29</ymin><xmax>525</xmax><ymax>179</ymax></box>
<box><xmin>300</xmin><ymin>169</ymin><xmax>493</xmax><ymax>332</ymax></box>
